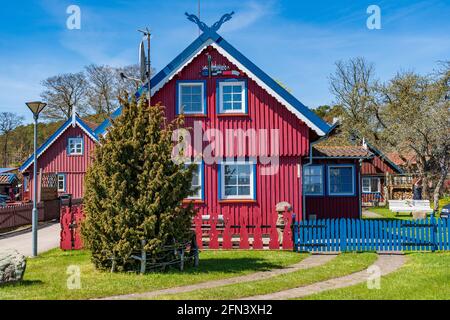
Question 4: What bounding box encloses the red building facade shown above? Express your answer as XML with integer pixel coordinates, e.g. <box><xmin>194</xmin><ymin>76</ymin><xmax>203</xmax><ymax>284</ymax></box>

<box><xmin>20</xmin><ymin>117</ymin><xmax>98</xmax><ymax>200</ymax></box>
<box><xmin>21</xmin><ymin>20</ymin><xmax>372</xmax><ymax>223</ymax></box>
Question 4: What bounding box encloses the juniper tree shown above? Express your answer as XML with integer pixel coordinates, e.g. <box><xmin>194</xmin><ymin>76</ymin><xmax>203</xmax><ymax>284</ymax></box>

<box><xmin>81</xmin><ymin>96</ymin><xmax>197</xmax><ymax>271</ymax></box>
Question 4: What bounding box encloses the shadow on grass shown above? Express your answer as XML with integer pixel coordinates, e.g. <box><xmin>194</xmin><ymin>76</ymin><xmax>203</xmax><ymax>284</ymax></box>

<box><xmin>164</xmin><ymin>257</ymin><xmax>290</xmax><ymax>275</ymax></box>
<box><xmin>0</xmin><ymin>279</ymin><xmax>43</xmax><ymax>288</ymax></box>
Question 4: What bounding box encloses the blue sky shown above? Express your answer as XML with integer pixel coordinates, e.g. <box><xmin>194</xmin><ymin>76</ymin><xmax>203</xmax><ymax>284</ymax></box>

<box><xmin>0</xmin><ymin>0</ymin><xmax>449</xmax><ymax>122</ymax></box>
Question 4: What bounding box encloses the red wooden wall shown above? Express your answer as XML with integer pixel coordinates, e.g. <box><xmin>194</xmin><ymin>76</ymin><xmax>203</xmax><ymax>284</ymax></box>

<box><xmin>361</xmin><ymin>154</ymin><xmax>396</xmax><ymax>175</ymax></box>
<box><xmin>305</xmin><ymin>159</ymin><xmax>361</xmax><ymax>219</ymax></box>
<box><xmin>26</xmin><ymin>125</ymin><xmax>96</xmax><ymax>199</ymax></box>
<box><xmin>151</xmin><ymin>46</ymin><xmax>310</xmax><ymax>223</ymax></box>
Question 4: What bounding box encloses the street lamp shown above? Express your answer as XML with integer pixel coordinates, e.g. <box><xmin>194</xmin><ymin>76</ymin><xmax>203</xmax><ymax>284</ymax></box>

<box><xmin>26</xmin><ymin>101</ymin><xmax>47</xmax><ymax>257</ymax></box>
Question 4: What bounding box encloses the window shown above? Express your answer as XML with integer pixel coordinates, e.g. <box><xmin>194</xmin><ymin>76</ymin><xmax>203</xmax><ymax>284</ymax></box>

<box><xmin>67</xmin><ymin>138</ymin><xmax>83</xmax><ymax>155</ymax></box>
<box><xmin>362</xmin><ymin>177</ymin><xmax>380</xmax><ymax>193</ymax></box>
<box><xmin>185</xmin><ymin>162</ymin><xmax>203</xmax><ymax>200</ymax></box>
<box><xmin>177</xmin><ymin>81</ymin><xmax>206</xmax><ymax>114</ymax></box>
<box><xmin>218</xmin><ymin>80</ymin><xmax>247</xmax><ymax>114</ymax></box>
<box><xmin>328</xmin><ymin>165</ymin><xmax>355</xmax><ymax>196</ymax></box>
<box><xmin>57</xmin><ymin>174</ymin><xmax>66</xmax><ymax>192</ymax></box>
<box><xmin>220</xmin><ymin>161</ymin><xmax>255</xmax><ymax>200</ymax></box>
<box><xmin>303</xmin><ymin>166</ymin><xmax>324</xmax><ymax>195</ymax></box>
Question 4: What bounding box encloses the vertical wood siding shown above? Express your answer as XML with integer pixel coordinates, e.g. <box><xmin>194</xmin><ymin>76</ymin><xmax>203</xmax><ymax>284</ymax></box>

<box><xmin>151</xmin><ymin>46</ymin><xmax>309</xmax><ymax>222</ymax></box>
<box><xmin>27</xmin><ymin>126</ymin><xmax>96</xmax><ymax>199</ymax></box>
<box><xmin>305</xmin><ymin>159</ymin><xmax>361</xmax><ymax>219</ymax></box>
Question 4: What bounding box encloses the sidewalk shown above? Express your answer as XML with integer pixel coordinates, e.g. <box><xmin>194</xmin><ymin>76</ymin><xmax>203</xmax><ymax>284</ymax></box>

<box><xmin>0</xmin><ymin>222</ymin><xmax>60</xmax><ymax>257</ymax></box>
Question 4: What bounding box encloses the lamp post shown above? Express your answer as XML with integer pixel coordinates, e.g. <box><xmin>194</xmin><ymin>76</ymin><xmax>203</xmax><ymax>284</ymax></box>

<box><xmin>26</xmin><ymin>101</ymin><xmax>47</xmax><ymax>257</ymax></box>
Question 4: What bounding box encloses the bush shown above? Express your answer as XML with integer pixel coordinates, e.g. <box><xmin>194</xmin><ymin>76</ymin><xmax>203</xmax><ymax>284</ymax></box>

<box><xmin>81</xmin><ymin>96</ymin><xmax>197</xmax><ymax>271</ymax></box>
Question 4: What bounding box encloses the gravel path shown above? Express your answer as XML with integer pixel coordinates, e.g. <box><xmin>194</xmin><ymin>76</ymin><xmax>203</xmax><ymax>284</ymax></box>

<box><xmin>242</xmin><ymin>253</ymin><xmax>406</xmax><ymax>300</ymax></box>
<box><xmin>99</xmin><ymin>253</ymin><xmax>337</xmax><ymax>300</ymax></box>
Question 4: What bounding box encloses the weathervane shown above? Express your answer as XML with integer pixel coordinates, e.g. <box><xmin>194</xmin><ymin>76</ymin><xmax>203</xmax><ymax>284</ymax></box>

<box><xmin>185</xmin><ymin>11</ymin><xmax>235</xmax><ymax>33</ymax></box>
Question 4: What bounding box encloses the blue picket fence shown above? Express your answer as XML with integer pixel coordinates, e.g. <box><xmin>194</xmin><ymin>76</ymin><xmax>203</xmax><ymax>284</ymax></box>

<box><xmin>293</xmin><ymin>217</ymin><xmax>450</xmax><ymax>252</ymax></box>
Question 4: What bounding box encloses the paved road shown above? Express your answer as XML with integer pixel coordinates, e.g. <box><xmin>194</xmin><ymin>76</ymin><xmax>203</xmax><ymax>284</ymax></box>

<box><xmin>0</xmin><ymin>222</ymin><xmax>61</xmax><ymax>257</ymax></box>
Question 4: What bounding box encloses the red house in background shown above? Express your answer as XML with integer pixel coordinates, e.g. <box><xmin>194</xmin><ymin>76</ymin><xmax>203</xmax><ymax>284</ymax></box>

<box><xmin>20</xmin><ymin>14</ymin><xmax>387</xmax><ymax>224</ymax></box>
<box><xmin>19</xmin><ymin>115</ymin><xmax>98</xmax><ymax>200</ymax></box>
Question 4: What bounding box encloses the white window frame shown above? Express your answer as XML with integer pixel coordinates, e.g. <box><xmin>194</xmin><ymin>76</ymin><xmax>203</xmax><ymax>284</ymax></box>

<box><xmin>303</xmin><ymin>165</ymin><xmax>324</xmax><ymax>196</ymax></box>
<box><xmin>327</xmin><ymin>165</ymin><xmax>355</xmax><ymax>196</ymax></box>
<box><xmin>185</xmin><ymin>161</ymin><xmax>202</xmax><ymax>200</ymax></box>
<box><xmin>68</xmin><ymin>137</ymin><xmax>83</xmax><ymax>155</ymax></box>
<box><xmin>362</xmin><ymin>177</ymin><xmax>381</xmax><ymax>193</ymax></box>
<box><xmin>57</xmin><ymin>174</ymin><xmax>66</xmax><ymax>192</ymax></box>
<box><xmin>218</xmin><ymin>81</ymin><xmax>246</xmax><ymax>114</ymax></box>
<box><xmin>220</xmin><ymin>160</ymin><xmax>255</xmax><ymax>200</ymax></box>
<box><xmin>178</xmin><ymin>82</ymin><xmax>205</xmax><ymax>114</ymax></box>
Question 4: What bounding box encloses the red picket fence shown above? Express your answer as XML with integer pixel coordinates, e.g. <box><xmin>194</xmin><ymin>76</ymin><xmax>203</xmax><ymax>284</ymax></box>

<box><xmin>60</xmin><ymin>199</ymin><xmax>84</xmax><ymax>250</ymax></box>
<box><xmin>193</xmin><ymin>208</ymin><xmax>294</xmax><ymax>250</ymax></box>
<box><xmin>60</xmin><ymin>201</ymin><xmax>295</xmax><ymax>250</ymax></box>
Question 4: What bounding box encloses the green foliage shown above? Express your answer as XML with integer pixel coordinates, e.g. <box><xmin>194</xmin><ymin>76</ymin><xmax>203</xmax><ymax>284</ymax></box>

<box><xmin>81</xmin><ymin>96</ymin><xmax>197</xmax><ymax>271</ymax></box>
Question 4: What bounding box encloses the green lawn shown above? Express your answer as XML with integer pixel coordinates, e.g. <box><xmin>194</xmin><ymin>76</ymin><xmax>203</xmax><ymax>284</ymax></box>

<box><xmin>153</xmin><ymin>252</ymin><xmax>378</xmax><ymax>300</ymax></box>
<box><xmin>366</xmin><ymin>196</ymin><xmax>450</xmax><ymax>220</ymax></box>
<box><xmin>0</xmin><ymin>249</ymin><xmax>306</xmax><ymax>300</ymax></box>
<box><xmin>301</xmin><ymin>252</ymin><xmax>450</xmax><ymax>300</ymax></box>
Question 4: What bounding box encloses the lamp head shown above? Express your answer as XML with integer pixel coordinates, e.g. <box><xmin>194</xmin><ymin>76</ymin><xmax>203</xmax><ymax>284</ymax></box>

<box><xmin>26</xmin><ymin>101</ymin><xmax>47</xmax><ymax>117</ymax></box>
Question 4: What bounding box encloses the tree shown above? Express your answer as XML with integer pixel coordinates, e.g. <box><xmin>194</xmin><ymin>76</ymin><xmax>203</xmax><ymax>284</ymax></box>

<box><xmin>81</xmin><ymin>96</ymin><xmax>197</xmax><ymax>271</ymax></box>
<box><xmin>41</xmin><ymin>72</ymin><xmax>89</xmax><ymax>120</ymax></box>
<box><xmin>313</xmin><ymin>104</ymin><xmax>345</xmax><ymax>123</ymax></box>
<box><xmin>0</xmin><ymin>112</ymin><xmax>24</xmax><ymax>167</ymax></box>
<box><xmin>329</xmin><ymin>58</ymin><xmax>450</xmax><ymax>209</ymax></box>
<box><xmin>85</xmin><ymin>64</ymin><xmax>118</xmax><ymax>116</ymax></box>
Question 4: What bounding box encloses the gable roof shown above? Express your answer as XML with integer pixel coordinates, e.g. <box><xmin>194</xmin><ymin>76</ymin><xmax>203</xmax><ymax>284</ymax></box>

<box><xmin>95</xmin><ymin>29</ymin><xmax>331</xmax><ymax>137</ymax></box>
<box><xmin>19</xmin><ymin>116</ymin><xmax>99</xmax><ymax>173</ymax></box>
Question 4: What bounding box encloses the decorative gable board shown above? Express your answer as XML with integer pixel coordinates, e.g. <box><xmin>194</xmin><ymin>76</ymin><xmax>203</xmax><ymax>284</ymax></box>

<box><xmin>153</xmin><ymin>46</ymin><xmax>310</xmax><ymax>158</ymax></box>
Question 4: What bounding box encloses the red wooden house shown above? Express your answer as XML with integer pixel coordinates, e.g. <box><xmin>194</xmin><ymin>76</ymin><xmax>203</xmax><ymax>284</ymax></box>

<box><xmin>19</xmin><ymin>115</ymin><xmax>98</xmax><ymax>200</ymax></box>
<box><xmin>21</xmin><ymin>14</ymin><xmax>377</xmax><ymax>225</ymax></box>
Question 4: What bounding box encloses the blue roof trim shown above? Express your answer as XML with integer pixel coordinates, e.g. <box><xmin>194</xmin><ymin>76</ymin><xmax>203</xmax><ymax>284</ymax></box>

<box><xmin>19</xmin><ymin>116</ymin><xmax>99</xmax><ymax>172</ymax></box>
<box><xmin>95</xmin><ymin>29</ymin><xmax>331</xmax><ymax>136</ymax></box>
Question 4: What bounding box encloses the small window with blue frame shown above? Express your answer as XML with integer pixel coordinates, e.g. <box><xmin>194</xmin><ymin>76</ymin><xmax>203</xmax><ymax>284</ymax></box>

<box><xmin>303</xmin><ymin>165</ymin><xmax>324</xmax><ymax>195</ymax></box>
<box><xmin>178</xmin><ymin>82</ymin><xmax>205</xmax><ymax>114</ymax></box>
<box><xmin>68</xmin><ymin>138</ymin><xmax>83</xmax><ymax>155</ymax></box>
<box><xmin>57</xmin><ymin>174</ymin><xmax>66</xmax><ymax>192</ymax></box>
<box><xmin>328</xmin><ymin>165</ymin><xmax>355</xmax><ymax>196</ymax></box>
<box><xmin>185</xmin><ymin>162</ymin><xmax>202</xmax><ymax>200</ymax></box>
<box><xmin>218</xmin><ymin>80</ymin><xmax>246</xmax><ymax>114</ymax></box>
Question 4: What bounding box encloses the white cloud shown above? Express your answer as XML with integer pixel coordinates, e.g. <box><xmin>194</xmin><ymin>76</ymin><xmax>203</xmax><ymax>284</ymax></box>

<box><xmin>220</xmin><ymin>1</ymin><xmax>275</xmax><ymax>33</ymax></box>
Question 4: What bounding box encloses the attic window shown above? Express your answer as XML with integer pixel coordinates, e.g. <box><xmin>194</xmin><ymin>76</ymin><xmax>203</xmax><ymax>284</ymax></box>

<box><xmin>177</xmin><ymin>81</ymin><xmax>206</xmax><ymax>115</ymax></box>
<box><xmin>218</xmin><ymin>80</ymin><xmax>247</xmax><ymax>114</ymax></box>
<box><xmin>68</xmin><ymin>137</ymin><xmax>83</xmax><ymax>155</ymax></box>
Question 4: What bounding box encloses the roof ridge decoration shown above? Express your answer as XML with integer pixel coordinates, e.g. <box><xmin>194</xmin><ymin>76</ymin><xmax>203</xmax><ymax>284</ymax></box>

<box><xmin>185</xmin><ymin>12</ymin><xmax>235</xmax><ymax>33</ymax></box>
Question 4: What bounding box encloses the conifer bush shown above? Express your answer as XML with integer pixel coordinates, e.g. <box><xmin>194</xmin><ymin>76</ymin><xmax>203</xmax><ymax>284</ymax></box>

<box><xmin>81</xmin><ymin>96</ymin><xmax>197</xmax><ymax>271</ymax></box>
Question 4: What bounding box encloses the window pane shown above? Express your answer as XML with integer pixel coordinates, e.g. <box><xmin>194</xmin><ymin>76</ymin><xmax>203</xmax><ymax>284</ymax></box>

<box><xmin>223</xmin><ymin>102</ymin><xmax>233</xmax><ymax>110</ymax></box>
<box><xmin>238</xmin><ymin>186</ymin><xmax>250</xmax><ymax>196</ymax></box>
<box><xmin>223</xmin><ymin>94</ymin><xmax>232</xmax><ymax>102</ymax></box>
<box><xmin>233</xmin><ymin>102</ymin><xmax>242</xmax><ymax>110</ymax></box>
<box><xmin>329</xmin><ymin>167</ymin><xmax>353</xmax><ymax>194</ymax></box>
<box><xmin>191</xmin><ymin>85</ymin><xmax>201</xmax><ymax>94</ymax></box>
<box><xmin>232</xmin><ymin>85</ymin><xmax>242</xmax><ymax>93</ymax></box>
<box><xmin>223</xmin><ymin>85</ymin><xmax>232</xmax><ymax>93</ymax></box>
<box><xmin>303</xmin><ymin>166</ymin><xmax>323</xmax><ymax>195</ymax></box>
<box><xmin>238</xmin><ymin>175</ymin><xmax>250</xmax><ymax>185</ymax></box>
<box><xmin>181</xmin><ymin>86</ymin><xmax>191</xmax><ymax>94</ymax></box>
<box><xmin>225</xmin><ymin>175</ymin><xmax>237</xmax><ymax>185</ymax></box>
<box><xmin>371</xmin><ymin>178</ymin><xmax>379</xmax><ymax>192</ymax></box>
<box><xmin>225</xmin><ymin>186</ymin><xmax>237</xmax><ymax>196</ymax></box>
<box><xmin>224</xmin><ymin>165</ymin><xmax>237</xmax><ymax>175</ymax></box>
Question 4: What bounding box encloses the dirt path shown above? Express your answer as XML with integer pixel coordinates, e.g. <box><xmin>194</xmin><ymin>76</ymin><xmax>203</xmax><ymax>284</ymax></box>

<box><xmin>362</xmin><ymin>210</ymin><xmax>384</xmax><ymax>218</ymax></box>
<box><xmin>242</xmin><ymin>253</ymin><xmax>406</xmax><ymax>300</ymax></box>
<box><xmin>99</xmin><ymin>253</ymin><xmax>337</xmax><ymax>300</ymax></box>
